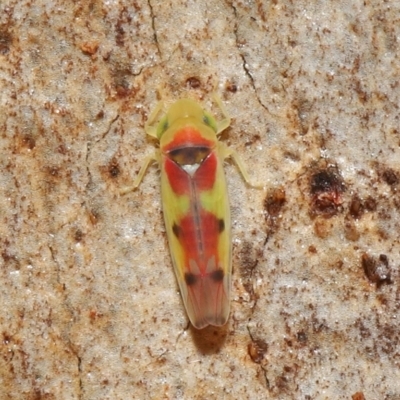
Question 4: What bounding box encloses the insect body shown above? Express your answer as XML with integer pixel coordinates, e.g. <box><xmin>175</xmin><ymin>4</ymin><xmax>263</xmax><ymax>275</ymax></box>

<box><xmin>122</xmin><ymin>98</ymin><xmax>254</xmax><ymax>329</ymax></box>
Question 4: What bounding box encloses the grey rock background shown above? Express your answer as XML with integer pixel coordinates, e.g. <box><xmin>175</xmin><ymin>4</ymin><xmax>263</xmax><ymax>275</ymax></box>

<box><xmin>0</xmin><ymin>1</ymin><xmax>399</xmax><ymax>399</ymax></box>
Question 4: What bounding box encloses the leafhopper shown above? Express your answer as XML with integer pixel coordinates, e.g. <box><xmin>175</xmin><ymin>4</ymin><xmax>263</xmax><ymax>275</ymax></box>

<box><xmin>122</xmin><ymin>97</ymin><xmax>256</xmax><ymax>329</ymax></box>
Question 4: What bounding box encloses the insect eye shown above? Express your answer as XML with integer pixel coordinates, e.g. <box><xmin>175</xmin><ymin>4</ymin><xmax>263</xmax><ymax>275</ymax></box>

<box><xmin>157</xmin><ymin>117</ymin><xmax>169</xmax><ymax>138</ymax></box>
<box><xmin>203</xmin><ymin>112</ymin><xmax>217</xmax><ymax>132</ymax></box>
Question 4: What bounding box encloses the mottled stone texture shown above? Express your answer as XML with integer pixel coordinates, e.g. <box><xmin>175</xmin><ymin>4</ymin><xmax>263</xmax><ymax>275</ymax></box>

<box><xmin>0</xmin><ymin>1</ymin><xmax>399</xmax><ymax>399</ymax></box>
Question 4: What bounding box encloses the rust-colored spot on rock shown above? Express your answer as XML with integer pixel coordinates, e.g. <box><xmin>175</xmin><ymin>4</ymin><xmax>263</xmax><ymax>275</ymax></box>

<box><xmin>344</xmin><ymin>219</ymin><xmax>360</xmax><ymax>241</ymax></box>
<box><xmin>264</xmin><ymin>187</ymin><xmax>286</xmax><ymax>235</ymax></box>
<box><xmin>245</xmin><ymin>134</ymin><xmax>261</xmax><ymax>147</ymax></box>
<box><xmin>225</xmin><ymin>82</ymin><xmax>237</xmax><ymax>93</ymax></box>
<box><xmin>264</xmin><ymin>188</ymin><xmax>286</xmax><ymax>216</ymax></box>
<box><xmin>296</xmin><ymin>331</ymin><xmax>307</xmax><ymax>343</ymax></box>
<box><xmin>89</xmin><ymin>309</ymin><xmax>103</xmax><ymax>323</ymax></box>
<box><xmin>108</xmin><ymin>158</ymin><xmax>120</xmax><ymax>178</ymax></box>
<box><xmin>0</xmin><ymin>27</ymin><xmax>12</xmax><ymax>54</ymax></box>
<box><xmin>294</xmin><ymin>97</ymin><xmax>314</xmax><ymax>135</ymax></box>
<box><xmin>80</xmin><ymin>41</ymin><xmax>99</xmax><ymax>56</ymax></box>
<box><xmin>186</xmin><ymin>76</ymin><xmax>201</xmax><ymax>89</ymax></box>
<box><xmin>364</xmin><ymin>196</ymin><xmax>377</xmax><ymax>212</ymax></box>
<box><xmin>308</xmin><ymin>245</ymin><xmax>317</xmax><ymax>254</ymax></box>
<box><xmin>47</xmin><ymin>166</ymin><xmax>61</xmax><ymax>179</ymax></box>
<box><xmin>100</xmin><ymin>158</ymin><xmax>121</xmax><ymax>180</ymax></box>
<box><xmin>313</xmin><ymin>218</ymin><xmax>332</xmax><ymax>238</ymax></box>
<box><xmin>238</xmin><ymin>241</ymin><xmax>260</xmax><ymax>299</ymax></box>
<box><xmin>115</xmin><ymin>83</ymin><xmax>131</xmax><ymax>97</ymax></box>
<box><xmin>112</xmin><ymin>68</ymin><xmax>133</xmax><ymax>98</ymax></box>
<box><xmin>248</xmin><ymin>339</ymin><xmax>268</xmax><ymax>363</ymax></box>
<box><xmin>310</xmin><ymin>168</ymin><xmax>345</xmax><ymax>218</ymax></box>
<box><xmin>361</xmin><ymin>253</ymin><xmax>392</xmax><ymax>287</ymax></box>
<box><xmin>349</xmin><ymin>195</ymin><xmax>363</xmax><ymax>219</ymax></box>
<box><xmin>351</xmin><ymin>392</ymin><xmax>365</xmax><ymax>400</ymax></box>
<box><xmin>21</xmin><ymin>135</ymin><xmax>36</xmax><ymax>151</ymax></box>
<box><xmin>96</xmin><ymin>110</ymin><xmax>105</xmax><ymax>119</ymax></box>
<box><xmin>74</xmin><ymin>229</ymin><xmax>84</xmax><ymax>243</ymax></box>
<box><xmin>88</xmin><ymin>209</ymin><xmax>99</xmax><ymax>225</ymax></box>
<box><xmin>1</xmin><ymin>251</ymin><xmax>20</xmax><ymax>272</ymax></box>
<box><xmin>2</xmin><ymin>331</ymin><xmax>12</xmax><ymax>344</ymax></box>
<box><xmin>381</xmin><ymin>168</ymin><xmax>398</xmax><ymax>186</ymax></box>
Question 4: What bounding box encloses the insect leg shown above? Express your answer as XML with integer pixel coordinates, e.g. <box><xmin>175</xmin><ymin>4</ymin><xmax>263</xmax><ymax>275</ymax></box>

<box><xmin>145</xmin><ymin>102</ymin><xmax>164</xmax><ymax>138</ymax></box>
<box><xmin>212</xmin><ymin>94</ymin><xmax>231</xmax><ymax>134</ymax></box>
<box><xmin>219</xmin><ymin>142</ymin><xmax>263</xmax><ymax>188</ymax></box>
<box><xmin>120</xmin><ymin>152</ymin><xmax>159</xmax><ymax>195</ymax></box>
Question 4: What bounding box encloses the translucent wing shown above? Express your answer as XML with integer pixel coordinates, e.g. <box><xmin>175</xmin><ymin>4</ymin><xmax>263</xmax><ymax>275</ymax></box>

<box><xmin>161</xmin><ymin>146</ymin><xmax>231</xmax><ymax>329</ymax></box>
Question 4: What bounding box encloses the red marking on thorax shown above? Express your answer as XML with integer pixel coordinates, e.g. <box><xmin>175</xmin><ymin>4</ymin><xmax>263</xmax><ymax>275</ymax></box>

<box><xmin>163</xmin><ymin>126</ymin><xmax>214</xmax><ymax>152</ymax></box>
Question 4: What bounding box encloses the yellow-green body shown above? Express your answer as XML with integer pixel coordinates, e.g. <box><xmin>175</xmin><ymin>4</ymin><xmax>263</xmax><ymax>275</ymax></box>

<box><xmin>122</xmin><ymin>98</ymin><xmax>256</xmax><ymax>329</ymax></box>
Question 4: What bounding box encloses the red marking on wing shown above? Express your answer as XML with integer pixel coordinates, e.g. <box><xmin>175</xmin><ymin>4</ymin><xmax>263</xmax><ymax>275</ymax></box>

<box><xmin>179</xmin><ymin>210</ymin><xmax>220</xmax><ymax>271</ymax></box>
<box><xmin>164</xmin><ymin>152</ymin><xmax>217</xmax><ymax>195</ymax></box>
<box><xmin>164</xmin><ymin>157</ymin><xmax>191</xmax><ymax>195</ymax></box>
<box><xmin>161</xmin><ymin>134</ymin><xmax>230</xmax><ymax>328</ymax></box>
<box><xmin>184</xmin><ymin>257</ymin><xmax>230</xmax><ymax>329</ymax></box>
<box><xmin>177</xmin><ymin>209</ymin><xmax>229</xmax><ymax>328</ymax></box>
<box><xmin>163</xmin><ymin>126</ymin><xmax>214</xmax><ymax>152</ymax></box>
<box><xmin>175</xmin><ymin>200</ymin><xmax>229</xmax><ymax>329</ymax></box>
<box><xmin>192</xmin><ymin>152</ymin><xmax>217</xmax><ymax>191</ymax></box>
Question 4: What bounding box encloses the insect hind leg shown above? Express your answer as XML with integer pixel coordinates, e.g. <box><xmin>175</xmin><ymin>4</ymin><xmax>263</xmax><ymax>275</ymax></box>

<box><xmin>120</xmin><ymin>153</ymin><xmax>159</xmax><ymax>195</ymax></box>
<box><xmin>219</xmin><ymin>142</ymin><xmax>263</xmax><ymax>188</ymax></box>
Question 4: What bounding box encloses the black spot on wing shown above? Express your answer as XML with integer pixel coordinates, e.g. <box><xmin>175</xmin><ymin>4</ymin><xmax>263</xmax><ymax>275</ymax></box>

<box><xmin>210</xmin><ymin>268</ymin><xmax>224</xmax><ymax>282</ymax></box>
<box><xmin>172</xmin><ymin>223</ymin><xmax>181</xmax><ymax>238</ymax></box>
<box><xmin>184</xmin><ymin>272</ymin><xmax>198</xmax><ymax>286</ymax></box>
<box><xmin>218</xmin><ymin>218</ymin><xmax>225</xmax><ymax>233</ymax></box>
